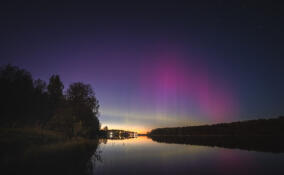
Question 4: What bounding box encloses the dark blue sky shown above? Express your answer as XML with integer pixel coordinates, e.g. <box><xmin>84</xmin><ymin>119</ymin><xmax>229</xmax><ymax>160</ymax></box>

<box><xmin>1</xmin><ymin>1</ymin><xmax>284</xmax><ymax>132</ymax></box>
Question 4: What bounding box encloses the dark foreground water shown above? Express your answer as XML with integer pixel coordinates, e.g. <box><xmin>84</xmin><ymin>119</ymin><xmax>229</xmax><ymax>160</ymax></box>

<box><xmin>91</xmin><ymin>136</ymin><xmax>284</xmax><ymax>175</ymax></box>
<box><xmin>2</xmin><ymin>136</ymin><xmax>284</xmax><ymax>175</ymax></box>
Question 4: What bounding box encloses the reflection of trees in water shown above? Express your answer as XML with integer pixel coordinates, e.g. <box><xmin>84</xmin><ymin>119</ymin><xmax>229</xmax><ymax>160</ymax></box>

<box><xmin>99</xmin><ymin>138</ymin><xmax>108</xmax><ymax>144</ymax></box>
<box><xmin>86</xmin><ymin>148</ymin><xmax>102</xmax><ymax>175</ymax></box>
<box><xmin>149</xmin><ymin>135</ymin><xmax>284</xmax><ymax>153</ymax></box>
<box><xmin>108</xmin><ymin>135</ymin><xmax>138</xmax><ymax>140</ymax></box>
<box><xmin>1</xmin><ymin>139</ymin><xmax>101</xmax><ymax>175</ymax></box>
<box><xmin>86</xmin><ymin>137</ymin><xmax>139</xmax><ymax>174</ymax></box>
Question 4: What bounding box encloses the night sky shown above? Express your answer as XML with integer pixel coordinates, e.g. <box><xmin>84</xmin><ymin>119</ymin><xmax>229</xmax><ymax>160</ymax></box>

<box><xmin>1</xmin><ymin>1</ymin><xmax>284</xmax><ymax>133</ymax></box>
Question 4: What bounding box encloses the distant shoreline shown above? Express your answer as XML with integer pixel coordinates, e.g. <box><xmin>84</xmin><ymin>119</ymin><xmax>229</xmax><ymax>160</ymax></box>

<box><xmin>148</xmin><ymin>116</ymin><xmax>284</xmax><ymax>136</ymax></box>
<box><xmin>147</xmin><ymin>117</ymin><xmax>284</xmax><ymax>153</ymax></box>
<box><xmin>148</xmin><ymin>135</ymin><xmax>284</xmax><ymax>153</ymax></box>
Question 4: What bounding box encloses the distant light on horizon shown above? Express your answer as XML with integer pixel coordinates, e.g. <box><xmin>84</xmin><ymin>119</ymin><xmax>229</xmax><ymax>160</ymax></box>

<box><xmin>100</xmin><ymin>49</ymin><xmax>239</xmax><ymax>132</ymax></box>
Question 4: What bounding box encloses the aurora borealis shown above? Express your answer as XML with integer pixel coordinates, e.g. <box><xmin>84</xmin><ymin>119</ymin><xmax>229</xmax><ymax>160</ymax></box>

<box><xmin>1</xmin><ymin>1</ymin><xmax>284</xmax><ymax>133</ymax></box>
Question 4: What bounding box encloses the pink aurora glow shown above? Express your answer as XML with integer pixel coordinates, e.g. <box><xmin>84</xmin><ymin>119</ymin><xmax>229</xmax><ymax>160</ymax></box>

<box><xmin>139</xmin><ymin>51</ymin><xmax>238</xmax><ymax>122</ymax></box>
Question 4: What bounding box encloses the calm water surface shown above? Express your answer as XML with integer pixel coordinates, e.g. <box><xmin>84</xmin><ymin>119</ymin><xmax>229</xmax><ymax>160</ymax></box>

<box><xmin>90</xmin><ymin>136</ymin><xmax>284</xmax><ymax>175</ymax></box>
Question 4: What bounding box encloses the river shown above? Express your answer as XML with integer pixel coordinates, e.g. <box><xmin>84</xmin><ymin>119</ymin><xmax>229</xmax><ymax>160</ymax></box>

<box><xmin>89</xmin><ymin>136</ymin><xmax>284</xmax><ymax>175</ymax></box>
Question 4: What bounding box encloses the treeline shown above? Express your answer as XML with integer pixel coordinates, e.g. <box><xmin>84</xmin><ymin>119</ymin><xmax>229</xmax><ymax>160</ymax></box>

<box><xmin>0</xmin><ymin>64</ymin><xmax>100</xmax><ymax>138</ymax></box>
<box><xmin>149</xmin><ymin>117</ymin><xmax>284</xmax><ymax>136</ymax></box>
<box><xmin>150</xmin><ymin>135</ymin><xmax>284</xmax><ymax>153</ymax></box>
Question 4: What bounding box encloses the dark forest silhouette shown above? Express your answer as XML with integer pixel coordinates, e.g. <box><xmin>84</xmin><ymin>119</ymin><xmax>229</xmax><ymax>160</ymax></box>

<box><xmin>150</xmin><ymin>135</ymin><xmax>284</xmax><ymax>153</ymax></box>
<box><xmin>0</xmin><ymin>64</ymin><xmax>101</xmax><ymax>174</ymax></box>
<box><xmin>149</xmin><ymin>117</ymin><xmax>284</xmax><ymax>136</ymax></box>
<box><xmin>149</xmin><ymin>117</ymin><xmax>284</xmax><ymax>153</ymax></box>
<box><xmin>0</xmin><ymin>64</ymin><xmax>100</xmax><ymax>138</ymax></box>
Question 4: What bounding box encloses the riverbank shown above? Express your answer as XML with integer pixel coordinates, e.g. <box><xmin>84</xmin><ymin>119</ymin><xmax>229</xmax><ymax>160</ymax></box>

<box><xmin>149</xmin><ymin>117</ymin><xmax>284</xmax><ymax>136</ymax></box>
<box><xmin>149</xmin><ymin>135</ymin><xmax>284</xmax><ymax>153</ymax></box>
<box><xmin>0</xmin><ymin>127</ymin><xmax>99</xmax><ymax>175</ymax></box>
<box><xmin>148</xmin><ymin>117</ymin><xmax>284</xmax><ymax>153</ymax></box>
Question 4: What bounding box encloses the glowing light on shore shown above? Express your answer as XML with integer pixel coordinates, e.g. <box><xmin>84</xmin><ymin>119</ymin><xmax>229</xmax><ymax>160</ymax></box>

<box><xmin>101</xmin><ymin>108</ymin><xmax>204</xmax><ymax>134</ymax></box>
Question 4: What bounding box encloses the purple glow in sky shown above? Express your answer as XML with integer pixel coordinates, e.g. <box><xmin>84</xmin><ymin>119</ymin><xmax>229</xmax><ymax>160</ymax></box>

<box><xmin>1</xmin><ymin>1</ymin><xmax>284</xmax><ymax>133</ymax></box>
<box><xmin>139</xmin><ymin>50</ymin><xmax>238</xmax><ymax>120</ymax></box>
<box><xmin>100</xmin><ymin>47</ymin><xmax>239</xmax><ymax>133</ymax></box>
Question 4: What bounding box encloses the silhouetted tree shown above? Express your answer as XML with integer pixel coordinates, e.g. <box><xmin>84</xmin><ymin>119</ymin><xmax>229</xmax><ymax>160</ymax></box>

<box><xmin>47</xmin><ymin>75</ymin><xmax>64</xmax><ymax>117</ymax></box>
<box><xmin>0</xmin><ymin>64</ymin><xmax>102</xmax><ymax>138</ymax></box>
<box><xmin>48</xmin><ymin>75</ymin><xmax>64</xmax><ymax>99</ymax></box>
<box><xmin>34</xmin><ymin>79</ymin><xmax>47</xmax><ymax>93</ymax></box>
<box><xmin>66</xmin><ymin>83</ymin><xmax>99</xmax><ymax>115</ymax></box>
<box><xmin>33</xmin><ymin>78</ymin><xmax>49</xmax><ymax>125</ymax></box>
<box><xmin>66</xmin><ymin>82</ymin><xmax>100</xmax><ymax>138</ymax></box>
<box><xmin>103</xmin><ymin>126</ymin><xmax>108</xmax><ymax>131</ymax></box>
<box><xmin>0</xmin><ymin>64</ymin><xmax>34</xmax><ymax>126</ymax></box>
<box><xmin>47</xmin><ymin>106</ymin><xmax>76</xmax><ymax>137</ymax></box>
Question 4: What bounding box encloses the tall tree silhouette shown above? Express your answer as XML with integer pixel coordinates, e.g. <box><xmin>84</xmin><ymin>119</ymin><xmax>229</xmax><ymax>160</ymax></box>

<box><xmin>47</xmin><ymin>75</ymin><xmax>64</xmax><ymax>116</ymax></box>
<box><xmin>66</xmin><ymin>82</ymin><xmax>100</xmax><ymax>138</ymax></box>
<box><xmin>34</xmin><ymin>79</ymin><xmax>47</xmax><ymax>94</ymax></box>
<box><xmin>0</xmin><ymin>64</ymin><xmax>101</xmax><ymax>138</ymax></box>
<box><xmin>0</xmin><ymin>65</ymin><xmax>34</xmax><ymax>126</ymax></box>
<box><xmin>33</xmin><ymin>79</ymin><xmax>49</xmax><ymax>124</ymax></box>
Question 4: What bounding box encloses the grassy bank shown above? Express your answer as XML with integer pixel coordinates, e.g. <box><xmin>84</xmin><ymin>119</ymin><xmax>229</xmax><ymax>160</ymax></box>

<box><xmin>0</xmin><ymin>128</ymin><xmax>99</xmax><ymax>175</ymax></box>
